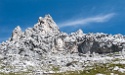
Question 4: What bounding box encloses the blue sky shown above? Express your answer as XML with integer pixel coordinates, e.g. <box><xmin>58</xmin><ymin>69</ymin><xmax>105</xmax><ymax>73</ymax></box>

<box><xmin>0</xmin><ymin>0</ymin><xmax>125</xmax><ymax>42</ymax></box>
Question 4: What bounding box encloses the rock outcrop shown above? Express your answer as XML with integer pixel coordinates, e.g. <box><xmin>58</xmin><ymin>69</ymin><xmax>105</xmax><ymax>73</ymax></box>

<box><xmin>0</xmin><ymin>15</ymin><xmax>125</xmax><ymax>73</ymax></box>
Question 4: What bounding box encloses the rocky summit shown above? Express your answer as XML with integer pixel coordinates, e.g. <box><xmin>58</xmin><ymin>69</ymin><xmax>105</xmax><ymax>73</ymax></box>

<box><xmin>0</xmin><ymin>15</ymin><xmax>125</xmax><ymax>75</ymax></box>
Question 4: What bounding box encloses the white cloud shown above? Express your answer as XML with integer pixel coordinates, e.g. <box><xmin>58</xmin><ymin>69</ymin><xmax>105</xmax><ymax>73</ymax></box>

<box><xmin>59</xmin><ymin>13</ymin><xmax>116</xmax><ymax>27</ymax></box>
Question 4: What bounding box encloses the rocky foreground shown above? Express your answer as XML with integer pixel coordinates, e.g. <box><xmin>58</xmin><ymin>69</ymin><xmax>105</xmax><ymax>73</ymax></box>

<box><xmin>0</xmin><ymin>15</ymin><xmax>125</xmax><ymax>75</ymax></box>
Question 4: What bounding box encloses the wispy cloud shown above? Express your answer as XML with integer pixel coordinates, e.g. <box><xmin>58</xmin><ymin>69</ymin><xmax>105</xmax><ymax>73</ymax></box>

<box><xmin>59</xmin><ymin>13</ymin><xmax>116</xmax><ymax>27</ymax></box>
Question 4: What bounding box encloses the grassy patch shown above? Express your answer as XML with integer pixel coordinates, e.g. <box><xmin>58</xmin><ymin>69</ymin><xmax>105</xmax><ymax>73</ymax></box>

<box><xmin>52</xmin><ymin>63</ymin><xmax>125</xmax><ymax>75</ymax></box>
<box><xmin>52</xmin><ymin>66</ymin><xmax>60</xmax><ymax>71</ymax></box>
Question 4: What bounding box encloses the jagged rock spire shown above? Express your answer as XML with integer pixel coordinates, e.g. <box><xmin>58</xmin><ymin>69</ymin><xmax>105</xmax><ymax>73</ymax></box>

<box><xmin>34</xmin><ymin>14</ymin><xmax>60</xmax><ymax>35</ymax></box>
<box><xmin>11</xmin><ymin>26</ymin><xmax>23</xmax><ymax>41</ymax></box>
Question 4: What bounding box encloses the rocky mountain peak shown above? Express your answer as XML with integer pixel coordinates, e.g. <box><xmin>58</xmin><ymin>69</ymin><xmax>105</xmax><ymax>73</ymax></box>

<box><xmin>76</xmin><ymin>29</ymin><xmax>83</xmax><ymax>34</ymax></box>
<box><xmin>33</xmin><ymin>14</ymin><xmax>60</xmax><ymax>35</ymax></box>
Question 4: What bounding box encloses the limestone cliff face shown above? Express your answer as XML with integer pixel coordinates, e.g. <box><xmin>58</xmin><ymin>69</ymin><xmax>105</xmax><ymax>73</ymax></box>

<box><xmin>0</xmin><ymin>15</ymin><xmax>125</xmax><ymax>73</ymax></box>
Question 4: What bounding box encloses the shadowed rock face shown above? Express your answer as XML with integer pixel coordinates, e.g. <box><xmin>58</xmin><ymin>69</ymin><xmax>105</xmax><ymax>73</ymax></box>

<box><xmin>78</xmin><ymin>34</ymin><xmax>125</xmax><ymax>54</ymax></box>
<box><xmin>78</xmin><ymin>41</ymin><xmax>122</xmax><ymax>54</ymax></box>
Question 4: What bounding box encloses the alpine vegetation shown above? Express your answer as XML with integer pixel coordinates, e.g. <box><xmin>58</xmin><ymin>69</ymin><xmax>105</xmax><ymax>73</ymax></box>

<box><xmin>0</xmin><ymin>15</ymin><xmax>125</xmax><ymax>75</ymax></box>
